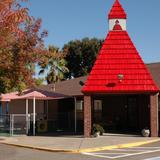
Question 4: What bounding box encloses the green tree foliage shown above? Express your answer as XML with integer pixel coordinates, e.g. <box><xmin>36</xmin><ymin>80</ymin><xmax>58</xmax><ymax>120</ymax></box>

<box><xmin>34</xmin><ymin>78</ymin><xmax>45</xmax><ymax>86</ymax></box>
<box><xmin>63</xmin><ymin>38</ymin><xmax>104</xmax><ymax>79</ymax></box>
<box><xmin>39</xmin><ymin>46</ymin><xmax>69</xmax><ymax>84</ymax></box>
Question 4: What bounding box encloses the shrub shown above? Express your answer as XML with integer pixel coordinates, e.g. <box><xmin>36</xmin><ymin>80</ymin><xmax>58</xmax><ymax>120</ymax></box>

<box><xmin>92</xmin><ymin>124</ymin><xmax>105</xmax><ymax>135</ymax></box>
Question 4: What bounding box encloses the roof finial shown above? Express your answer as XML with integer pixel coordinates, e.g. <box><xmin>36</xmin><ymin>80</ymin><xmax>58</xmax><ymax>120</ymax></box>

<box><xmin>108</xmin><ymin>0</ymin><xmax>127</xmax><ymax>19</ymax></box>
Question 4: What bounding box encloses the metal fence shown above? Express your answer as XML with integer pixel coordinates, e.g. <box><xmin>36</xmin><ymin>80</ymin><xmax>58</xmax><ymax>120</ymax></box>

<box><xmin>0</xmin><ymin>112</ymin><xmax>76</xmax><ymax>136</ymax></box>
<box><xmin>0</xmin><ymin>114</ymin><xmax>30</xmax><ymax>136</ymax></box>
<box><xmin>0</xmin><ymin>114</ymin><xmax>10</xmax><ymax>136</ymax></box>
<box><xmin>10</xmin><ymin>114</ymin><xmax>30</xmax><ymax>136</ymax></box>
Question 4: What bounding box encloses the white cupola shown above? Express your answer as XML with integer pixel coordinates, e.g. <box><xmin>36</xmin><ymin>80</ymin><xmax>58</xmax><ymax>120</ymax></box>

<box><xmin>108</xmin><ymin>0</ymin><xmax>127</xmax><ymax>31</ymax></box>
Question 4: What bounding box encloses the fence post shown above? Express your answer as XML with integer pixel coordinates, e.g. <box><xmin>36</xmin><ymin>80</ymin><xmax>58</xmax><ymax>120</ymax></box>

<box><xmin>10</xmin><ymin>114</ymin><xmax>14</xmax><ymax>136</ymax></box>
<box><xmin>9</xmin><ymin>114</ymin><xmax>12</xmax><ymax>136</ymax></box>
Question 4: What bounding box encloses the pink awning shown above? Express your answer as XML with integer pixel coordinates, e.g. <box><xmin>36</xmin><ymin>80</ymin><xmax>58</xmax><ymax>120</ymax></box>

<box><xmin>0</xmin><ymin>88</ymin><xmax>70</xmax><ymax>101</ymax></box>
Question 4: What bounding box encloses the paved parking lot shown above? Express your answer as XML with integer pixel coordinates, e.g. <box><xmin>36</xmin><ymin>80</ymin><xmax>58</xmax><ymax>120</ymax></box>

<box><xmin>82</xmin><ymin>146</ymin><xmax>160</xmax><ymax>159</ymax></box>
<box><xmin>1</xmin><ymin>142</ymin><xmax>160</xmax><ymax>160</ymax></box>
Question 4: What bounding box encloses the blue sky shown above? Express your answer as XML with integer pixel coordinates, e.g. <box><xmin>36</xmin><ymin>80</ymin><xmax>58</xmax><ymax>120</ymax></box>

<box><xmin>27</xmin><ymin>0</ymin><xmax>160</xmax><ymax>63</ymax></box>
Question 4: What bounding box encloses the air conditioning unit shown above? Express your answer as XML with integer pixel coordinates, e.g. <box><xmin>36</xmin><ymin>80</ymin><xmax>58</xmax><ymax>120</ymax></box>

<box><xmin>37</xmin><ymin>120</ymin><xmax>48</xmax><ymax>133</ymax></box>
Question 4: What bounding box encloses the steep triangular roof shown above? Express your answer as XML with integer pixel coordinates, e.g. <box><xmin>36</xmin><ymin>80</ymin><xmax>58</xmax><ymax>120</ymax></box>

<box><xmin>82</xmin><ymin>31</ymin><xmax>159</xmax><ymax>93</ymax></box>
<box><xmin>108</xmin><ymin>0</ymin><xmax>127</xmax><ymax>19</ymax></box>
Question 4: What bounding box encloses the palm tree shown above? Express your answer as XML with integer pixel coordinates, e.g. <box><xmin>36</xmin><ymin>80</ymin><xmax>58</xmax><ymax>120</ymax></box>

<box><xmin>39</xmin><ymin>46</ymin><xmax>69</xmax><ymax>91</ymax></box>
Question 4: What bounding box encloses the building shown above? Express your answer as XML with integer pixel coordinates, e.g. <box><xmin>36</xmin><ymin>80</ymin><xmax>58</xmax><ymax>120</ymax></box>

<box><xmin>82</xmin><ymin>0</ymin><xmax>159</xmax><ymax>137</ymax></box>
<box><xmin>39</xmin><ymin>63</ymin><xmax>160</xmax><ymax>137</ymax></box>
<box><xmin>0</xmin><ymin>0</ymin><xmax>160</xmax><ymax>137</ymax></box>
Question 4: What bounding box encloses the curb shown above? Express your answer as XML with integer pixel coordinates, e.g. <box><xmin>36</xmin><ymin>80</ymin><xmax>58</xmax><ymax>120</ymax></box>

<box><xmin>78</xmin><ymin>139</ymin><xmax>160</xmax><ymax>153</ymax></box>
<box><xmin>2</xmin><ymin>138</ymin><xmax>160</xmax><ymax>153</ymax></box>
<box><xmin>2</xmin><ymin>142</ymin><xmax>74</xmax><ymax>153</ymax></box>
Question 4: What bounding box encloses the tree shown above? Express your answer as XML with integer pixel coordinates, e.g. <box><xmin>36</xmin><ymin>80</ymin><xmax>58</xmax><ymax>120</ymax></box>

<box><xmin>39</xmin><ymin>46</ymin><xmax>69</xmax><ymax>85</ymax></box>
<box><xmin>0</xmin><ymin>0</ymin><xmax>48</xmax><ymax>93</ymax></box>
<box><xmin>63</xmin><ymin>38</ymin><xmax>104</xmax><ymax>79</ymax></box>
<box><xmin>34</xmin><ymin>78</ymin><xmax>45</xmax><ymax>86</ymax></box>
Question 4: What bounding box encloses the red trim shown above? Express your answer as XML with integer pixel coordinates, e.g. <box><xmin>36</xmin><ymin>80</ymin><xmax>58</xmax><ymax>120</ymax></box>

<box><xmin>82</xmin><ymin>90</ymin><xmax>160</xmax><ymax>95</ymax></box>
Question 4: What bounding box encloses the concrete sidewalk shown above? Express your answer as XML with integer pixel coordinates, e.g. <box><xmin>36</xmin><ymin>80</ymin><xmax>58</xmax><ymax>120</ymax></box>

<box><xmin>1</xmin><ymin>134</ymin><xmax>160</xmax><ymax>153</ymax></box>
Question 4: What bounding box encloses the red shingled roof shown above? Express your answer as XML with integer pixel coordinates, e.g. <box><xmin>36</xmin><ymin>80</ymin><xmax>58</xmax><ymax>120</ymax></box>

<box><xmin>108</xmin><ymin>0</ymin><xmax>127</xmax><ymax>19</ymax></box>
<box><xmin>82</xmin><ymin>31</ymin><xmax>159</xmax><ymax>93</ymax></box>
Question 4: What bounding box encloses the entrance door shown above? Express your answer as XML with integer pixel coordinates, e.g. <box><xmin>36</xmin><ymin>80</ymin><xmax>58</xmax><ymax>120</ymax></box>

<box><xmin>127</xmin><ymin>97</ymin><xmax>139</xmax><ymax>131</ymax></box>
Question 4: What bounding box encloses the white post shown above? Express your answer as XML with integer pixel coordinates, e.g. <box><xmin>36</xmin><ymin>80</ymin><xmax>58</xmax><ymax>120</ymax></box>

<box><xmin>9</xmin><ymin>114</ymin><xmax>12</xmax><ymax>136</ymax></box>
<box><xmin>11</xmin><ymin>114</ymin><xmax>14</xmax><ymax>136</ymax></box>
<box><xmin>33</xmin><ymin>97</ymin><xmax>36</xmax><ymax>136</ymax></box>
<box><xmin>47</xmin><ymin>100</ymin><xmax>49</xmax><ymax>120</ymax></box>
<box><xmin>74</xmin><ymin>97</ymin><xmax>77</xmax><ymax>133</ymax></box>
<box><xmin>26</xmin><ymin>99</ymin><xmax>28</xmax><ymax>135</ymax></box>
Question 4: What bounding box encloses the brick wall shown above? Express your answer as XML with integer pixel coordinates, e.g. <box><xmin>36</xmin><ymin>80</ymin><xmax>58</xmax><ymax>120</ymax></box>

<box><xmin>84</xmin><ymin>96</ymin><xmax>92</xmax><ymax>137</ymax></box>
<box><xmin>150</xmin><ymin>93</ymin><xmax>159</xmax><ymax>137</ymax></box>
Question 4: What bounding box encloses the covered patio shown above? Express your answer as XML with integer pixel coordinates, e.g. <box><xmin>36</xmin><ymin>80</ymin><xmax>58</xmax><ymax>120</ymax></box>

<box><xmin>0</xmin><ymin>88</ymin><xmax>77</xmax><ymax>136</ymax></box>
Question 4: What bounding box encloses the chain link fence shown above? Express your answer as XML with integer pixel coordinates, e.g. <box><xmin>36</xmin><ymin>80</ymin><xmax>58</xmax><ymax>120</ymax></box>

<box><xmin>10</xmin><ymin>114</ymin><xmax>30</xmax><ymax>136</ymax></box>
<box><xmin>0</xmin><ymin>112</ymin><xmax>76</xmax><ymax>136</ymax></box>
<box><xmin>0</xmin><ymin>114</ymin><xmax>10</xmax><ymax>136</ymax></box>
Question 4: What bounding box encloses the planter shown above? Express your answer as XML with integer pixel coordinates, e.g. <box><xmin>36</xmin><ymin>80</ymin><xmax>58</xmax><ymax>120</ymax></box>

<box><xmin>93</xmin><ymin>131</ymin><xmax>100</xmax><ymax>138</ymax></box>
<box><xmin>141</xmin><ymin>129</ymin><xmax>150</xmax><ymax>137</ymax></box>
<box><xmin>92</xmin><ymin>124</ymin><xmax>105</xmax><ymax>137</ymax></box>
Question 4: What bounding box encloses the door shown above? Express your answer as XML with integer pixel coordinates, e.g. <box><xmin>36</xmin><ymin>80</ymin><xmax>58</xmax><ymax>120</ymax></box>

<box><xmin>127</xmin><ymin>97</ymin><xmax>139</xmax><ymax>131</ymax></box>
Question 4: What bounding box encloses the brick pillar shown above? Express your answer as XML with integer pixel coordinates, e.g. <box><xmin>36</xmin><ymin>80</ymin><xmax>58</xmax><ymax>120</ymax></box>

<box><xmin>150</xmin><ymin>93</ymin><xmax>159</xmax><ymax>137</ymax></box>
<box><xmin>84</xmin><ymin>96</ymin><xmax>92</xmax><ymax>138</ymax></box>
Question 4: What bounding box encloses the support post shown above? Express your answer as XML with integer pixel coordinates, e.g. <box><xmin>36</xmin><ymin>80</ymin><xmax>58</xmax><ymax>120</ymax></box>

<box><xmin>10</xmin><ymin>114</ymin><xmax>12</xmax><ymax>136</ymax></box>
<box><xmin>84</xmin><ymin>96</ymin><xmax>92</xmax><ymax>138</ymax></box>
<box><xmin>47</xmin><ymin>100</ymin><xmax>49</xmax><ymax>120</ymax></box>
<box><xmin>150</xmin><ymin>93</ymin><xmax>159</xmax><ymax>137</ymax></box>
<box><xmin>26</xmin><ymin>99</ymin><xmax>28</xmax><ymax>135</ymax></box>
<box><xmin>10</xmin><ymin>114</ymin><xmax>14</xmax><ymax>136</ymax></box>
<box><xmin>74</xmin><ymin>97</ymin><xmax>77</xmax><ymax>133</ymax></box>
<box><xmin>33</xmin><ymin>97</ymin><xmax>36</xmax><ymax>136</ymax></box>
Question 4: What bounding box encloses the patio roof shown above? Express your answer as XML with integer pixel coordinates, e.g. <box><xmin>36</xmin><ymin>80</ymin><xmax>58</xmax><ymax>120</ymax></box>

<box><xmin>0</xmin><ymin>88</ymin><xmax>70</xmax><ymax>102</ymax></box>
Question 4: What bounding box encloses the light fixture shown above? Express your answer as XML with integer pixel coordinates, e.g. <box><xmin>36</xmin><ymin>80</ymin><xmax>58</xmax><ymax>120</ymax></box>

<box><xmin>118</xmin><ymin>74</ymin><xmax>124</xmax><ymax>83</ymax></box>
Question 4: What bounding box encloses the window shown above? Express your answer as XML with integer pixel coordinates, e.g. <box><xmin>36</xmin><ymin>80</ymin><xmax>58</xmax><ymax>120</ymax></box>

<box><xmin>76</xmin><ymin>100</ymin><xmax>83</xmax><ymax>111</ymax></box>
<box><xmin>94</xmin><ymin>100</ymin><xmax>102</xmax><ymax>111</ymax></box>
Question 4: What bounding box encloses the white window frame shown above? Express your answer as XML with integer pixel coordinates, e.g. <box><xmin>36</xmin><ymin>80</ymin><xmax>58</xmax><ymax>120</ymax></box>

<box><xmin>76</xmin><ymin>100</ymin><xmax>83</xmax><ymax>111</ymax></box>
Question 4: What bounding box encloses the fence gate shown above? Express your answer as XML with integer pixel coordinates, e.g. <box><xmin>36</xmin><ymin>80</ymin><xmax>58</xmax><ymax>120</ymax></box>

<box><xmin>10</xmin><ymin>114</ymin><xmax>30</xmax><ymax>136</ymax></box>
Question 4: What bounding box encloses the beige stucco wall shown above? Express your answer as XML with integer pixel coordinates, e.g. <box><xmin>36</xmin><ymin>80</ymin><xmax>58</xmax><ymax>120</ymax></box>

<box><xmin>1</xmin><ymin>102</ymin><xmax>7</xmax><ymax>114</ymax></box>
<box><xmin>47</xmin><ymin>100</ymin><xmax>58</xmax><ymax>120</ymax></box>
<box><xmin>1</xmin><ymin>99</ymin><xmax>59</xmax><ymax>120</ymax></box>
<box><xmin>8</xmin><ymin>99</ymin><xmax>44</xmax><ymax>114</ymax></box>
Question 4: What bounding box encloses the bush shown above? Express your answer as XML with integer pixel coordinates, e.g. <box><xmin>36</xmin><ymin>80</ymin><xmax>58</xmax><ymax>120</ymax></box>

<box><xmin>92</xmin><ymin>124</ymin><xmax>105</xmax><ymax>135</ymax></box>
